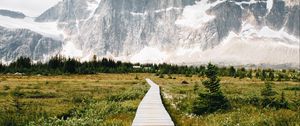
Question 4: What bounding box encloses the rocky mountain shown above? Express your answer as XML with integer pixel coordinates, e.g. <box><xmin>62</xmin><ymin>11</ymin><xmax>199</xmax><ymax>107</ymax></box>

<box><xmin>0</xmin><ymin>0</ymin><xmax>299</xmax><ymax>68</ymax></box>
<box><xmin>0</xmin><ymin>26</ymin><xmax>62</xmax><ymax>62</ymax></box>
<box><xmin>0</xmin><ymin>9</ymin><xmax>25</xmax><ymax>19</ymax></box>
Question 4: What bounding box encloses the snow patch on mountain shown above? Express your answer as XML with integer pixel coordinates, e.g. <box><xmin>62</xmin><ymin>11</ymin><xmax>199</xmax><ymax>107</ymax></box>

<box><xmin>175</xmin><ymin>0</ymin><xmax>224</xmax><ymax>28</ymax></box>
<box><xmin>0</xmin><ymin>15</ymin><xmax>63</xmax><ymax>40</ymax></box>
<box><xmin>285</xmin><ymin>0</ymin><xmax>300</xmax><ymax>6</ymax></box>
<box><xmin>130</xmin><ymin>47</ymin><xmax>168</xmax><ymax>64</ymax></box>
<box><xmin>240</xmin><ymin>23</ymin><xmax>299</xmax><ymax>45</ymax></box>
<box><xmin>61</xmin><ymin>41</ymin><xmax>83</xmax><ymax>58</ymax></box>
<box><xmin>0</xmin><ymin>0</ymin><xmax>62</xmax><ymax>17</ymax></box>
<box><xmin>86</xmin><ymin>0</ymin><xmax>101</xmax><ymax>19</ymax></box>
<box><xmin>266</xmin><ymin>0</ymin><xmax>274</xmax><ymax>13</ymax></box>
<box><xmin>124</xmin><ymin>30</ymin><xmax>299</xmax><ymax>67</ymax></box>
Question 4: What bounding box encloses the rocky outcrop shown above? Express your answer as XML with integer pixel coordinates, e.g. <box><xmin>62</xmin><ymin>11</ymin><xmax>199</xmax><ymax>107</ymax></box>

<box><xmin>0</xmin><ymin>26</ymin><xmax>62</xmax><ymax>61</ymax></box>
<box><xmin>0</xmin><ymin>9</ymin><xmax>25</xmax><ymax>19</ymax></box>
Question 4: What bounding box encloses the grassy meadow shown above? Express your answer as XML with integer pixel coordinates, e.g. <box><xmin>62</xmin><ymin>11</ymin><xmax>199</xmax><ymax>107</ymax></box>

<box><xmin>0</xmin><ymin>73</ymin><xmax>299</xmax><ymax>126</ymax></box>
<box><xmin>0</xmin><ymin>74</ymin><xmax>149</xmax><ymax>126</ymax></box>
<box><xmin>150</xmin><ymin>75</ymin><xmax>300</xmax><ymax>126</ymax></box>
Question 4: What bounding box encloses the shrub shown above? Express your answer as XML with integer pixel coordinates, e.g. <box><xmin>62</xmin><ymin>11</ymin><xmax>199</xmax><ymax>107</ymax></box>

<box><xmin>159</xmin><ymin>74</ymin><xmax>164</xmax><ymax>78</ymax></box>
<box><xmin>248</xmin><ymin>95</ymin><xmax>260</xmax><ymax>106</ymax></box>
<box><xmin>193</xmin><ymin>83</ymin><xmax>199</xmax><ymax>92</ymax></box>
<box><xmin>260</xmin><ymin>82</ymin><xmax>289</xmax><ymax>109</ymax></box>
<box><xmin>33</xmin><ymin>85</ymin><xmax>41</xmax><ymax>89</ymax></box>
<box><xmin>108</xmin><ymin>90</ymin><xmax>143</xmax><ymax>102</ymax></box>
<box><xmin>134</xmin><ymin>75</ymin><xmax>139</xmax><ymax>80</ymax></box>
<box><xmin>261</xmin><ymin>82</ymin><xmax>277</xmax><ymax>107</ymax></box>
<box><xmin>3</xmin><ymin>85</ymin><xmax>10</xmax><ymax>90</ymax></box>
<box><xmin>193</xmin><ymin>63</ymin><xmax>230</xmax><ymax>115</ymax></box>
<box><xmin>284</xmin><ymin>86</ymin><xmax>300</xmax><ymax>91</ymax></box>
<box><xmin>72</xmin><ymin>94</ymin><xmax>93</xmax><ymax>104</ymax></box>
<box><xmin>25</xmin><ymin>91</ymin><xmax>56</xmax><ymax>99</ymax></box>
<box><xmin>11</xmin><ymin>87</ymin><xmax>24</xmax><ymax>97</ymax></box>
<box><xmin>56</xmin><ymin>108</ymin><xmax>76</xmax><ymax>120</ymax></box>
<box><xmin>181</xmin><ymin>80</ymin><xmax>189</xmax><ymax>85</ymax></box>
<box><xmin>277</xmin><ymin>91</ymin><xmax>289</xmax><ymax>109</ymax></box>
<box><xmin>193</xmin><ymin>92</ymin><xmax>230</xmax><ymax>115</ymax></box>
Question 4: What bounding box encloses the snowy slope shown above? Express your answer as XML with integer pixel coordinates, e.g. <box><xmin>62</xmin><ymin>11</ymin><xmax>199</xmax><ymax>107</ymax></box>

<box><xmin>0</xmin><ymin>0</ymin><xmax>299</xmax><ymax>68</ymax></box>
<box><xmin>0</xmin><ymin>0</ymin><xmax>62</xmax><ymax>17</ymax></box>
<box><xmin>0</xmin><ymin>15</ymin><xmax>63</xmax><ymax>40</ymax></box>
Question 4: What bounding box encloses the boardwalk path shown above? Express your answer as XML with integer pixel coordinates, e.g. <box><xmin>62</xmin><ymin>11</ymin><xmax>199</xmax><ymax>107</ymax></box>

<box><xmin>132</xmin><ymin>78</ymin><xmax>174</xmax><ymax>126</ymax></box>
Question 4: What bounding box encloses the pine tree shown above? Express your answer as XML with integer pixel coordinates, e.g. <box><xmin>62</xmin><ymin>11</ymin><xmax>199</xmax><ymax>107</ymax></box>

<box><xmin>229</xmin><ymin>66</ymin><xmax>236</xmax><ymax>77</ymax></box>
<box><xmin>261</xmin><ymin>82</ymin><xmax>277</xmax><ymax>107</ymax></box>
<box><xmin>64</xmin><ymin>58</ymin><xmax>78</xmax><ymax>73</ymax></box>
<box><xmin>0</xmin><ymin>62</ymin><xmax>4</xmax><ymax>72</ymax></box>
<box><xmin>269</xmin><ymin>71</ymin><xmax>275</xmax><ymax>81</ymax></box>
<box><xmin>247</xmin><ymin>70</ymin><xmax>253</xmax><ymax>79</ymax></box>
<box><xmin>255</xmin><ymin>72</ymin><xmax>260</xmax><ymax>79</ymax></box>
<box><xmin>277</xmin><ymin>73</ymin><xmax>283</xmax><ymax>81</ymax></box>
<box><xmin>278</xmin><ymin>91</ymin><xmax>288</xmax><ymax>109</ymax></box>
<box><xmin>261</xmin><ymin>70</ymin><xmax>267</xmax><ymax>81</ymax></box>
<box><xmin>48</xmin><ymin>55</ymin><xmax>64</xmax><ymax>70</ymax></box>
<box><xmin>238</xmin><ymin>68</ymin><xmax>246</xmax><ymax>79</ymax></box>
<box><xmin>193</xmin><ymin>83</ymin><xmax>199</xmax><ymax>92</ymax></box>
<box><xmin>193</xmin><ymin>63</ymin><xmax>230</xmax><ymax>115</ymax></box>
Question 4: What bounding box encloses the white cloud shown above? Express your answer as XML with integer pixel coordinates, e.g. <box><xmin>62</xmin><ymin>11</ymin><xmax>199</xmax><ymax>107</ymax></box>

<box><xmin>0</xmin><ymin>0</ymin><xmax>62</xmax><ymax>17</ymax></box>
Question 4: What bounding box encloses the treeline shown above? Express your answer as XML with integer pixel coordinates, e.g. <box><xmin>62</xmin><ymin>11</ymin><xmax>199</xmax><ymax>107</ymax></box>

<box><xmin>0</xmin><ymin>56</ymin><xmax>299</xmax><ymax>81</ymax></box>
<box><xmin>0</xmin><ymin>56</ymin><xmax>133</xmax><ymax>74</ymax></box>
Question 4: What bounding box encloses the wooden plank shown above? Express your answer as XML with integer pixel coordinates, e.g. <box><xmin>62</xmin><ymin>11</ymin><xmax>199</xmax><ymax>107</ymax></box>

<box><xmin>132</xmin><ymin>79</ymin><xmax>174</xmax><ymax>126</ymax></box>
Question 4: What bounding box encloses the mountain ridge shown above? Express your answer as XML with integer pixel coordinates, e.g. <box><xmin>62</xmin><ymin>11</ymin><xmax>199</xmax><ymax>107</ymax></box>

<box><xmin>0</xmin><ymin>0</ymin><xmax>299</xmax><ymax>68</ymax></box>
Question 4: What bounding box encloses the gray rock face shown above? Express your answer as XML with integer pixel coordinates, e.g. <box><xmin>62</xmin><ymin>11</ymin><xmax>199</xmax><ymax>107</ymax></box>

<box><xmin>35</xmin><ymin>0</ymin><xmax>299</xmax><ymax>56</ymax></box>
<box><xmin>285</xmin><ymin>5</ymin><xmax>300</xmax><ymax>37</ymax></box>
<box><xmin>0</xmin><ymin>26</ymin><xmax>62</xmax><ymax>61</ymax></box>
<box><xmin>35</xmin><ymin>0</ymin><xmax>90</xmax><ymax>22</ymax></box>
<box><xmin>0</xmin><ymin>0</ymin><xmax>299</xmax><ymax>66</ymax></box>
<box><xmin>0</xmin><ymin>9</ymin><xmax>25</xmax><ymax>19</ymax></box>
<box><xmin>209</xmin><ymin>1</ymin><xmax>243</xmax><ymax>42</ymax></box>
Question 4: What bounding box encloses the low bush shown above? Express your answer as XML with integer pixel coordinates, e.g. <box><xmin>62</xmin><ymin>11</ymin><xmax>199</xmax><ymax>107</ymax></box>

<box><xmin>284</xmin><ymin>86</ymin><xmax>300</xmax><ymax>91</ymax></box>
<box><xmin>11</xmin><ymin>87</ymin><xmax>24</xmax><ymax>97</ymax></box>
<box><xmin>24</xmin><ymin>91</ymin><xmax>56</xmax><ymax>99</ymax></box>
<box><xmin>107</xmin><ymin>87</ymin><xmax>146</xmax><ymax>102</ymax></box>
<box><xmin>3</xmin><ymin>85</ymin><xmax>10</xmax><ymax>90</ymax></box>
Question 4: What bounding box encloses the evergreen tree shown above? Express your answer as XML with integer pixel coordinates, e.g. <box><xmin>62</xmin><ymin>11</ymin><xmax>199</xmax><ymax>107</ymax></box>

<box><xmin>11</xmin><ymin>56</ymin><xmax>31</xmax><ymax>69</ymax></box>
<box><xmin>261</xmin><ymin>70</ymin><xmax>267</xmax><ymax>81</ymax></box>
<box><xmin>255</xmin><ymin>72</ymin><xmax>260</xmax><ymax>79</ymax></box>
<box><xmin>238</xmin><ymin>68</ymin><xmax>246</xmax><ymax>79</ymax></box>
<box><xmin>193</xmin><ymin>63</ymin><xmax>230</xmax><ymax>115</ymax></box>
<box><xmin>229</xmin><ymin>66</ymin><xmax>236</xmax><ymax>77</ymax></box>
<box><xmin>0</xmin><ymin>62</ymin><xmax>4</xmax><ymax>72</ymax></box>
<box><xmin>247</xmin><ymin>70</ymin><xmax>253</xmax><ymax>79</ymax></box>
<box><xmin>261</xmin><ymin>82</ymin><xmax>277</xmax><ymax>107</ymax></box>
<box><xmin>48</xmin><ymin>55</ymin><xmax>64</xmax><ymax>70</ymax></box>
<box><xmin>269</xmin><ymin>71</ymin><xmax>275</xmax><ymax>81</ymax></box>
<box><xmin>277</xmin><ymin>73</ymin><xmax>284</xmax><ymax>81</ymax></box>
<box><xmin>64</xmin><ymin>58</ymin><xmax>78</xmax><ymax>73</ymax></box>
<box><xmin>284</xmin><ymin>74</ymin><xmax>290</xmax><ymax>81</ymax></box>
<box><xmin>278</xmin><ymin>91</ymin><xmax>289</xmax><ymax>109</ymax></box>
<box><xmin>198</xmin><ymin>66</ymin><xmax>206</xmax><ymax>76</ymax></box>
<box><xmin>193</xmin><ymin>83</ymin><xmax>199</xmax><ymax>92</ymax></box>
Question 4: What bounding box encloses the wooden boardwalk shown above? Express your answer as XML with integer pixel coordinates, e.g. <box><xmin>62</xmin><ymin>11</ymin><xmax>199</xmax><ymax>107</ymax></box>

<box><xmin>132</xmin><ymin>79</ymin><xmax>174</xmax><ymax>126</ymax></box>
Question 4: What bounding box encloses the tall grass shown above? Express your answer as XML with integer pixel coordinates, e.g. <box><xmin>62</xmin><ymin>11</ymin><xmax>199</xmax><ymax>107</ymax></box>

<box><xmin>0</xmin><ymin>74</ymin><xmax>149</xmax><ymax>126</ymax></box>
<box><xmin>154</xmin><ymin>75</ymin><xmax>300</xmax><ymax>126</ymax></box>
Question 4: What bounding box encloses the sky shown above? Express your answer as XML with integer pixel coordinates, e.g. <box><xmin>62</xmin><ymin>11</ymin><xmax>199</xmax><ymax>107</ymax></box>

<box><xmin>0</xmin><ymin>0</ymin><xmax>62</xmax><ymax>17</ymax></box>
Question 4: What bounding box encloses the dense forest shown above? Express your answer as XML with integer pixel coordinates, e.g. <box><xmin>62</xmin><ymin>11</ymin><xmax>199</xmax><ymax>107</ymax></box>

<box><xmin>0</xmin><ymin>56</ymin><xmax>299</xmax><ymax>82</ymax></box>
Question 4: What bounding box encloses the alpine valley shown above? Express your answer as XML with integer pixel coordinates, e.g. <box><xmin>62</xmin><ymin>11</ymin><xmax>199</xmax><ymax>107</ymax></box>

<box><xmin>0</xmin><ymin>0</ymin><xmax>299</xmax><ymax>68</ymax></box>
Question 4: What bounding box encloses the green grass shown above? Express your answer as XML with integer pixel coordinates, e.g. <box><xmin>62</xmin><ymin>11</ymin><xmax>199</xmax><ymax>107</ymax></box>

<box><xmin>0</xmin><ymin>74</ymin><xmax>149</xmax><ymax>126</ymax></box>
<box><xmin>151</xmin><ymin>75</ymin><xmax>300</xmax><ymax>126</ymax></box>
<box><xmin>0</xmin><ymin>73</ymin><xmax>299</xmax><ymax>126</ymax></box>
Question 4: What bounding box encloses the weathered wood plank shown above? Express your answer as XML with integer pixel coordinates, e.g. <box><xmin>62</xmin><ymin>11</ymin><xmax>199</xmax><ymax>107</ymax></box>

<box><xmin>132</xmin><ymin>79</ymin><xmax>174</xmax><ymax>126</ymax></box>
